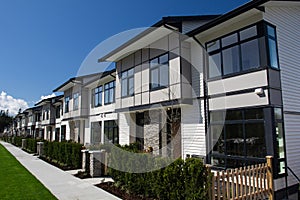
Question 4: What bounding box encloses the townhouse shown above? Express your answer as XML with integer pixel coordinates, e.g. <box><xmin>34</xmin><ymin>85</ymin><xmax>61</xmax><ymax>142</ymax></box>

<box><xmin>10</xmin><ymin>0</ymin><xmax>300</xmax><ymax>198</ymax></box>
<box><xmin>97</xmin><ymin>0</ymin><xmax>300</xmax><ymax>198</ymax></box>
<box><xmin>53</xmin><ymin>70</ymin><xmax>116</xmax><ymax>145</ymax></box>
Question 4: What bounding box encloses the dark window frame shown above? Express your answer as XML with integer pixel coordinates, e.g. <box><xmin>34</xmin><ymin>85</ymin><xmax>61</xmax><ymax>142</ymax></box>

<box><xmin>65</xmin><ymin>96</ymin><xmax>70</xmax><ymax>113</ymax></box>
<box><xmin>209</xmin><ymin>108</ymin><xmax>267</xmax><ymax>169</ymax></box>
<box><xmin>104</xmin><ymin>120</ymin><xmax>119</xmax><ymax>144</ymax></box>
<box><xmin>206</xmin><ymin>21</ymin><xmax>280</xmax><ymax>80</ymax></box>
<box><xmin>104</xmin><ymin>81</ymin><xmax>115</xmax><ymax>105</ymax></box>
<box><xmin>121</xmin><ymin>68</ymin><xmax>134</xmax><ymax>98</ymax></box>
<box><xmin>149</xmin><ymin>53</ymin><xmax>169</xmax><ymax>91</ymax></box>
<box><xmin>93</xmin><ymin>85</ymin><xmax>103</xmax><ymax>107</ymax></box>
<box><xmin>73</xmin><ymin>92</ymin><xmax>79</xmax><ymax>110</ymax></box>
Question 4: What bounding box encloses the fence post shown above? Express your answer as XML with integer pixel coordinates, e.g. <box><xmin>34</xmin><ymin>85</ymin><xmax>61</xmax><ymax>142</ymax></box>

<box><xmin>266</xmin><ymin>156</ymin><xmax>274</xmax><ymax>200</ymax></box>
<box><xmin>206</xmin><ymin>164</ymin><xmax>213</xmax><ymax>200</ymax></box>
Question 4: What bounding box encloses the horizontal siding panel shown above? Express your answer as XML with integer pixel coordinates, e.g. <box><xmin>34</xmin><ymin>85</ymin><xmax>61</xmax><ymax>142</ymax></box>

<box><xmin>181</xmin><ymin>99</ymin><xmax>206</xmax><ymax>158</ymax></box>
<box><xmin>264</xmin><ymin>6</ymin><xmax>300</xmax><ymax>112</ymax></box>
<box><xmin>284</xmin><ymin>113</ymin><xmax>300</xmax><ymax>187</ymax></box>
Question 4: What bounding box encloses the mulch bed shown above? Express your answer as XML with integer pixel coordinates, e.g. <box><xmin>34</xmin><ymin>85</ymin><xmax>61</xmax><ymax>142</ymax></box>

<box><xmin>95</xmin><ymin>182</ymin><xmax>155</xmax><ymax>200</ymax></box>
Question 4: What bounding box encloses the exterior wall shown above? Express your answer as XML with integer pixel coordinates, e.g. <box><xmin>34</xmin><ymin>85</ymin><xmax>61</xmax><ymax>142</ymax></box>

<box><xmin>264</xmin><ymin>4</ymin><xmax>300</xmax><ymax>189</ymax></box>
<box><xmin>181</xmin><ymin>99</ymin><xmax>206</xmax><ymax>159</ymax></box>
<box><xmin>118</xmin><ymin>113</ymin><xmax>130</xmax><ymax>145</ymax></box>
<box><xmin>116</xmin><ymin>33</ymin><xmax>192</xmax><ymax>110</ymax></box>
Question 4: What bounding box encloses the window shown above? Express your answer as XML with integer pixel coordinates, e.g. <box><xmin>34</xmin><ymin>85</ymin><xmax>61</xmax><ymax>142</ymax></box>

<box><xmin>104</xmin><ymin>81</ymin><xmax>115</xmax><ymax>104</ymax></box>
<box><xmin>274</xmin><ymin>108</ymin><xmax>286</xmax><ymax>175</ymax></box>
<box><xmin>210</xmin><ymin>108</ymin><xmax>266</xmax><ymax>168</ymax></box>
<box><xmin>65</xmin><ymin>96</ymin><xmax>70</xmax><ymax>113</ymax></box>
<box><xmin>56</xmin><ymin>106</ymin><xmax>61</xmax><ymax>118</ymax></box>
<box><xmin>93</xmin><ymin>86</ymin><xmax>102</xmax><ymax>107</ymax></box>
<box><xmin>206</xmin><ymin>21</ymin><xmax>279</xmax><ymax>79</ymax></box>
<box><xmin>104</xmin><ymin>120</ymin><xmax>119</xmax><ymax>144</ymax></box>
<box><xmin>121</xmin><ymin>68</ymin><xmax>134</xmax><ymax>97</ymax></box>
<box><xmin>73</xmin><ymin>93</ymin><xmax>79</xmax><ymax>110</ymax></box>
<box><xmin>267</xmin><ymin>25</ymin><xmax>279</xmax><ymax>69</ymax></box>
<box><xmin>150</xmin><ymin>53</ymin><xmax>169</xmax><ymax>90</ymax></box>
<box><xmin>91</xmin><ymin>122</ymin><xmax>101</xmax><ymax>145</ymax></box>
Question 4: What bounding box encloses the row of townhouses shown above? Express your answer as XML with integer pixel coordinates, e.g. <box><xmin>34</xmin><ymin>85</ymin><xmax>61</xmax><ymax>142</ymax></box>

<box><xmin>11</xmin><ymin>0</ymin><xmax>300</xmax><ymax>198</ymax></box>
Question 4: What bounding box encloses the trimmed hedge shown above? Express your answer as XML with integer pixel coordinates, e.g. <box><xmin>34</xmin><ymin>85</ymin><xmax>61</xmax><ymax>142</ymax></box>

<box><xmin>43</xmin><ymin>141</ymin><xmax>82</xmax><ymax>169</ymax></box>
<box><xmin>109</xmin><ymin>144</ymin><xmax>211</xmax><ymax>200</ymax></box>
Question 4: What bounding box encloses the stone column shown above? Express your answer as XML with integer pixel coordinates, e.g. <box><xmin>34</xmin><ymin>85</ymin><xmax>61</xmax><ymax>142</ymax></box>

<box><xmin>21</xmin><ymin>139</ymin><xmax>27</xmax><ymax>149</ymax></box>
<box><xmin>89</xmin><ymin>150</ymin><xmax>107</xmax><ymax>177</ymax></box>
<box><xmin>37</xmin><ymin>142</ymin><xmax>44</xmax><ymax>157</ymax></box>
<box><xmin>81</xmin><ymin>149</ymin><xmax>89</xmax><ymax>172</ymax></box>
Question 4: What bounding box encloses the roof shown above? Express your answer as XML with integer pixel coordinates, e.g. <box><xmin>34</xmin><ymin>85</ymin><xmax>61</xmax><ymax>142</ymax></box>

<box><xmin>98</xmin><ymin>15</ymin><xmax>219</xmax><ymax>62</ymax></box>
<box><xmin>35</xmin><ymin>95</ymin><xmax>64</xmax><ymax>106</ymax></box>
<box><xmin>187</xmin><ymin>0</ymin><xmax>270</xmax><ymax>36</ymax></box>
<box><xmin>53</xmin><ymin>69</ymin><xmax>114</xmax><ymax>92</ymax></box>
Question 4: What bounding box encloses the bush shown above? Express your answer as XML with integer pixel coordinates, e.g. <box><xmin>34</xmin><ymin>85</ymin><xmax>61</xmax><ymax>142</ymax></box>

<box><xmin>43</xmin><ymin>141</ymin><xmax>82</xmax><ymax>169</ymax></box>
<box><xmin>109</xmin><ymin>143</ymin><xmax>211</xmax><ymax>199</ymax></box>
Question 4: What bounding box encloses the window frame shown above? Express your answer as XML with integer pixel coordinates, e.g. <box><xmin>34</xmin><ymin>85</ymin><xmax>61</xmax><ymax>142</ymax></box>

<box><xmin>104</xmin><ymin>120</ymin><xmax>119</xmax><ymax>144</ymax></box>
<box><xmin>209</xmin><ymin>108</ymin><xmax>267</xmax><ymax>169</ymax></box>
<box><xmin>121</xmin><ymin>68</ymin><xmax>134</xmax><ymax>98</ymax></box>
<box><xmin>64</xmin><ymin>96</ymin><xmax>70</xmax><ymax>113</ymax></box>
<box><xmin>93</xmin><ymin>85</ymin><xmax>103</xmax><ymax>107</ymax></box>
<box><xmin>104</xmin><ymin>80</ymin><xmax>115</xmax><ymax>105</ymax></box>
<box><xmin>206</xmin><ymin>21</ymin><xmax>279</xmax><ymax>80</ymax></box>
<box><xmin>73</xmin><ymin>92</ymin><xmax>79</xmax><ymax>111</ymax></box>
<box><xmin>149</xmin><ymin>53</ymin><xmax>169</xmax><ymax>91</ymax></box>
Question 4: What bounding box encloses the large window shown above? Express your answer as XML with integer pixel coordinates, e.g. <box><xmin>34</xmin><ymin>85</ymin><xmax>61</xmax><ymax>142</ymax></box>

<box><xmin>104</xmin><ymin>81</ymin><xmax>115</xmax><ymax>104</ymax></box>
<box><xmin>150</xmin><ymin>53</ymin><xmax>169</xmax><ymax>90</ymax></box>
<box><xmin>93</xmin><ymin>86</ymin><xmax>102</xmax><ymax>107</ymax></box>
<box><xmin>206</xmin><ymin>21</ymin><xmax>279</xmax><ymax>79</ymax></box>
<box><xmin>73</xmin><ymin>92</ymin><xmax>79</xmax><ymax>110</ymax></box>
<box><xmin>91</xmin><ymin>122</ymin><xmax>101</xmax><ymax>145</ymax></box>
<box><xmin>121</xmin><ymin>68</ymin><xmax>134</xmax><ymax>97</ymax></box>
<box><xmin>210</xmin><ymin>108</ymin><xmax>267</xmax><ymax>168</ymax></box>
<box><xmin>65</xmin><ymin>96</ymin><xmax>70</xmax><ymax>113</ymax></box>
<box><xmin>104</xmin><ymin>120</ymin><xmax>119</xmax><ymax>144</ymax></box>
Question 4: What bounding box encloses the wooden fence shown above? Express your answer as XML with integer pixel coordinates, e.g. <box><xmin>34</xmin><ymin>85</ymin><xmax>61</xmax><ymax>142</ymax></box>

<box><xmin>207</xmin><ymin>156</ymin><xmax>274</xmax><ymax>200</ymax></box>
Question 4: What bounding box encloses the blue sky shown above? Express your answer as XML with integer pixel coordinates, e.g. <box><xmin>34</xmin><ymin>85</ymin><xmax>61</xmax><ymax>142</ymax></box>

<box><xmin>0</xmin><ymin>0</ymin><xmax>249</xmax><ymax>114</ymax></box>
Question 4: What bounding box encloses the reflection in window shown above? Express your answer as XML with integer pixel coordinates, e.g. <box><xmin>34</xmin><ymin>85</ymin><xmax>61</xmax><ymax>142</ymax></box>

<box><xmin>93</xmin><ymin>86</ymin><xmax>102</xmax><ymax>107</ymax></box>
<box><xmin>208</xmin><ymin>53</ymin><xmax>221</xmax><ymax>78</ymax></box>
<box><xmin>73</xmin><ymin>93</ymin><xmax>79</xmax><ymax>110</ymax></box>
<box><xmin>91</xmin><ymin>122</ymin><xmax>101</xmax><ymax>145</ymax></box>
<box><xmin>241</xmin><ymin>39</ymin><xmax>260</xmax><ymax>70</ymax></box>
<box><xmin>240</xmin><ymin>26</ymin><xmax>257</xmax><ymax>41</ymax></box>
<box><xmin>150</xmin><ymin>53</ymin><xmax>169</xmax><ymax>90</ymax></box>
<box><xmin>104</xmin><ymin>120</ymin><xmax>119</xmax><ymax>144</ymax></box>
<box><xmin>121</xmin><ymin>68</ymin><xmax>134</xmax><ymax>97</ymax></box>
<box><xmin>104</xmin><ymin>81</ymin><xmax>115</xmax><ymax>104</ymax></box>
<box><xmin>223</xmin><ymin>46</ymin><xmax>240</xmax><ymax>75</ymax></box>
<box><xmin>209</xmin><ymin>108</ymin><xmax>266</xmax><ymax>169</ymax></box>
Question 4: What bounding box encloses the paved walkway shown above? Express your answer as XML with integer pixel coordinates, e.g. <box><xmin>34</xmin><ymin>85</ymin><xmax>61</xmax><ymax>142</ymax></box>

<box><xmin>0</xmin><ymin>141</ymin><xmax>120</xmax><ymax>200</ymax></box>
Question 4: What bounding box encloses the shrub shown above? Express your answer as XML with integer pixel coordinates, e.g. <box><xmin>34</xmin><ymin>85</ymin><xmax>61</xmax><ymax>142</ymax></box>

<box><xmin>108</xmin><ymin>143</ymin><xmax>211</xmax><ymax>199</ymax></box>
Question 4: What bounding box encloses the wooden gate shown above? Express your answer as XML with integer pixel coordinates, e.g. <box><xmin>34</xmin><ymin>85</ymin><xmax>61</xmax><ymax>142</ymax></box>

<box><xmin>208</xmin><ymin>156</ymin><xmax>274</xmax><ymax>200</ymax></box>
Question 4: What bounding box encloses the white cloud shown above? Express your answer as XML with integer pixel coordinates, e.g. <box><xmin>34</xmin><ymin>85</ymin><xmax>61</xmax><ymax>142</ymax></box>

<box><xmin>0</xmin><ymin>91</ymin><xmax>29</xmax><ymax>116</ymax></box>
<box><xmin>39</xmin><ymin>93</ymin><xmax>56</xmax><ymax>101</ymax></box>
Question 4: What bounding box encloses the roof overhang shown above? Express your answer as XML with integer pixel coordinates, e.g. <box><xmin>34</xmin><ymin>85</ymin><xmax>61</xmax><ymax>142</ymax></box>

<box><xmin>98</xmin><ymin>26</ymin><xmax>175</xmax><ymax>62</ymax></box>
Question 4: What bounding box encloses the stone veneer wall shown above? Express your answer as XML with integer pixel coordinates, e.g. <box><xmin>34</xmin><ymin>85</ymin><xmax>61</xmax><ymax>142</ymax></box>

<box><xmin>144</xmin><ymin>110</ymin><xmax>161</xmax><ymax>155</ymax></box>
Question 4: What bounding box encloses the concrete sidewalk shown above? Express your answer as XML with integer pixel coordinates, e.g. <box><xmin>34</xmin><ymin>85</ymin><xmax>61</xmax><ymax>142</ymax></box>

<box><xmin>0</xmin><ymin>141</ymin><xmax>120</xmax><ymax>200</ymax></box>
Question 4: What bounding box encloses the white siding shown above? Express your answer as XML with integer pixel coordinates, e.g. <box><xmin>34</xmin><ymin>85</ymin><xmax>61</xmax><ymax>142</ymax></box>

<box><xmin>264</xmin><ymin>5</ymin><xmax>300</xmax><ymax>113</ymax></box>
<box><xmin>264</xmin><ymin>4</ymin><xmax>300</xmax><ymax>189</ymax></box>
<box><xmin>118</xmin><ymin>113</ymin><xmax>130</xmax><ymax>145</ymax></box>
<box><xmin>208</xmin><ymin>70</ymin><xmax>268</xmax><ymax>96</ymax></box>
<box><xmin>181</xmin><ymin>99</ymin><xmax>206</xmax><ymax>158</ymax></box>
<box><xmin>282</xmin><ymin>114</ymin><xmax>300</xmax><ymax>188</ymax></box>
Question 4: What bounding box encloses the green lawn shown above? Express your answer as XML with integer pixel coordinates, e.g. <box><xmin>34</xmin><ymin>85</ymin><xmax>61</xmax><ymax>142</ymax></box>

<box><xmin>0</xmin><ymin>144</ymin><xmax>57</xmax><ymax>200</ymax></box>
